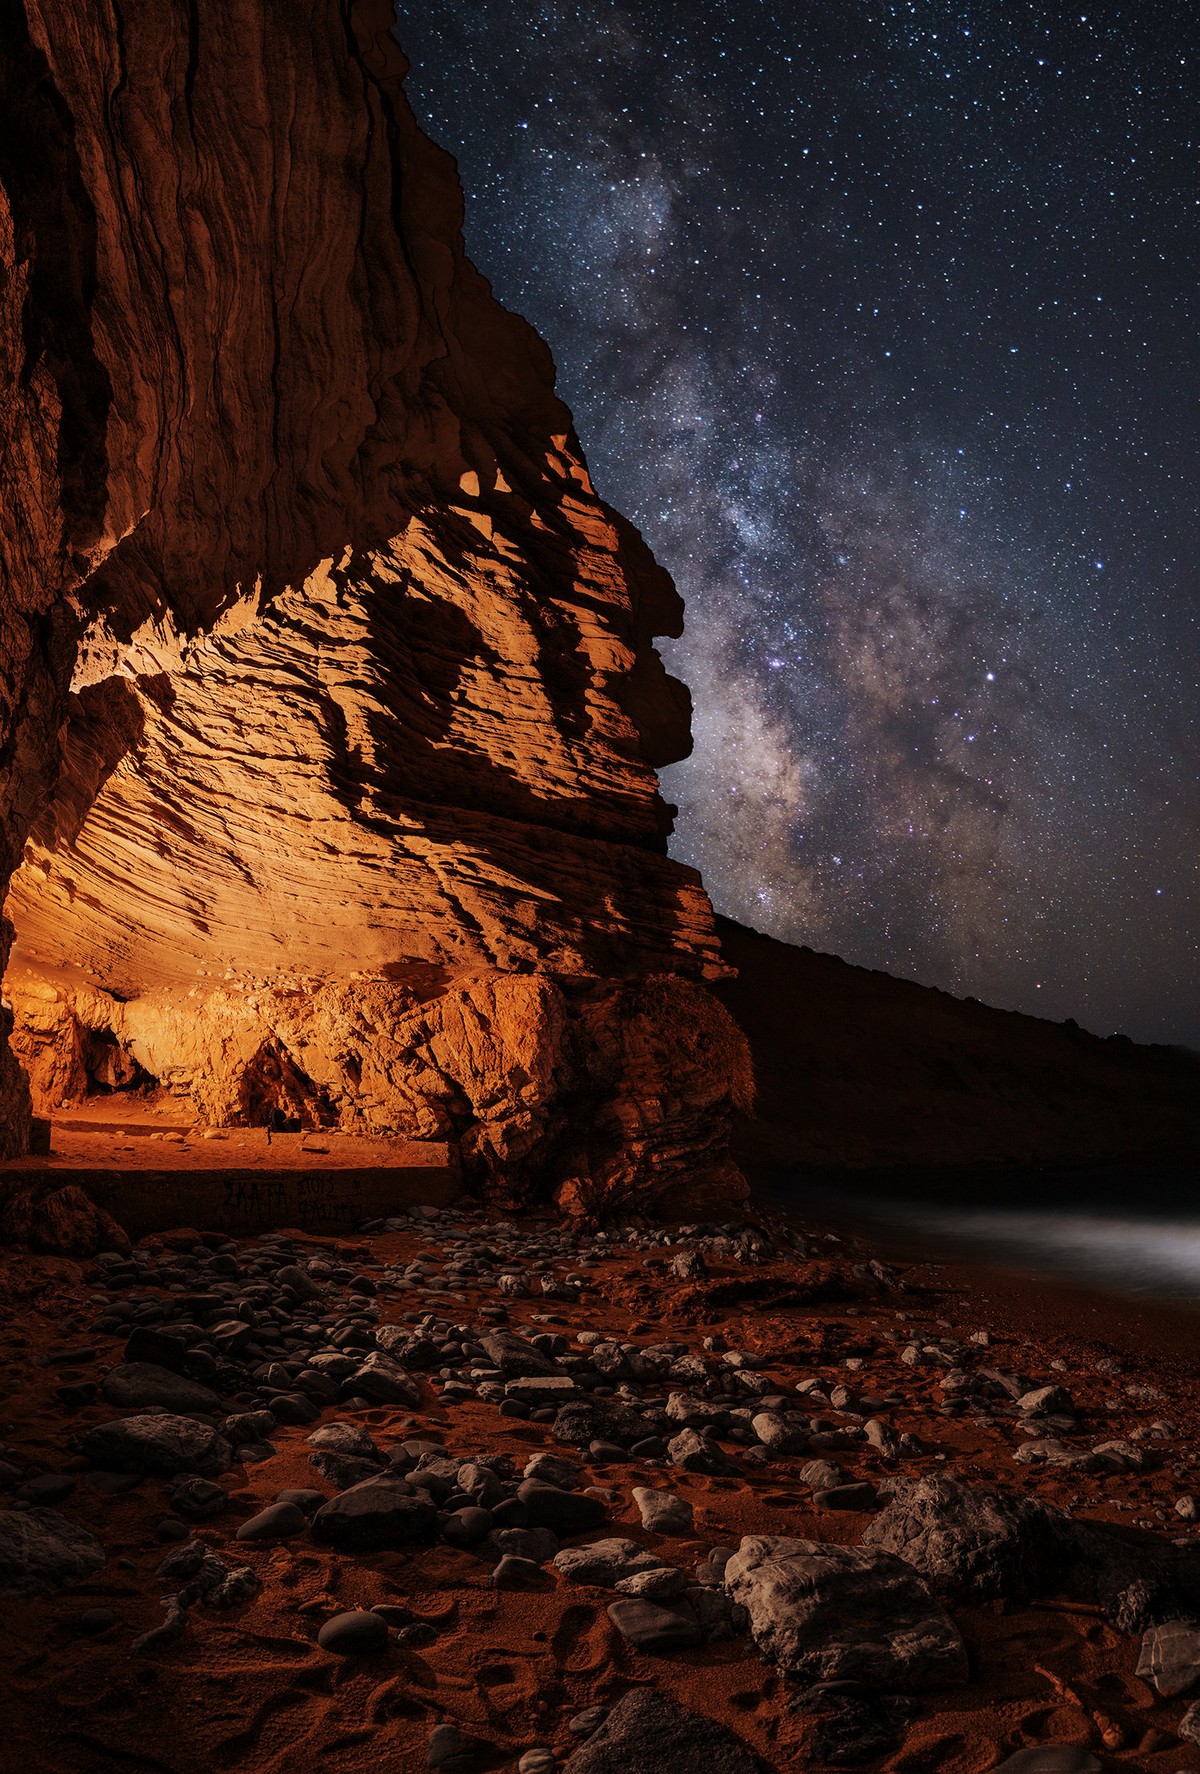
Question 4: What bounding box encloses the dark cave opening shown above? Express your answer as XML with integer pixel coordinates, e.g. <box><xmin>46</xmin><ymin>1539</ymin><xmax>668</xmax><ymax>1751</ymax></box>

<box><xmin>235</xmin><ymin>1039</ymin><xmax>337</xmax><ymax>1133</ymax></box>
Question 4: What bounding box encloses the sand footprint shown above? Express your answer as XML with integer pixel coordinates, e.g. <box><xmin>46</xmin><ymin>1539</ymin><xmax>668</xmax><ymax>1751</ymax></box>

<box><xmin>551</xmin><ymin>1603</ymin><xmax>609</xmax><ymax>1678</ymax></box>
<box><xmin>211</xmin><ymin>1687</ymin><xmax>312</xmax><ymax>1768</ymax></box>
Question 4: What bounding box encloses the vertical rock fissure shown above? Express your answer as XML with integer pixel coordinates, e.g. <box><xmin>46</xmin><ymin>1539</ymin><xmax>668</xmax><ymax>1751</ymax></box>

<box><xmin>0</xmin><ymin>0</ymin><xmax>110</xmax><ymax>549</ymax></box>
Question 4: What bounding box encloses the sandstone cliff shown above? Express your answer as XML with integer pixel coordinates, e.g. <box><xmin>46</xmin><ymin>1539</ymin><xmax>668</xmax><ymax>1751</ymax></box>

<box><xmin>0</xmin><ymin>0</ymin><xmax>749</xmax><ymax>1212</ymax></box>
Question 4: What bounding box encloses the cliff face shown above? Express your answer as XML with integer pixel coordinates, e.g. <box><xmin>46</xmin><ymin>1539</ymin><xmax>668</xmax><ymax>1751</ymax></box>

<box><xmin>0</xmin><ymin>0</ymin><xmax>749</xmax><ymax>1211</ymax></box>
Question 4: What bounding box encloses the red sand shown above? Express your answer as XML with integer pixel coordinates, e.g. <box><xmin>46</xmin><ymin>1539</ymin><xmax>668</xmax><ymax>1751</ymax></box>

<box><xmin>1</xmin><ymin>1207</ymin><xmax>1199</xmax><ymax>1774</ymax></box>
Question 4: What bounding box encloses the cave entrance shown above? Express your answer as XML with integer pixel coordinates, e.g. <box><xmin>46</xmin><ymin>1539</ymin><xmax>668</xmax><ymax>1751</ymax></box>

<box><xmin>235</xmin><ymin>1039</ymin><xmax>336</xmax><ymax>1134</ymax></box>
<box><xmin>81</xmin><ymin>1028</ymin><xmax>156</xmax><ymax>1098</ymax></box>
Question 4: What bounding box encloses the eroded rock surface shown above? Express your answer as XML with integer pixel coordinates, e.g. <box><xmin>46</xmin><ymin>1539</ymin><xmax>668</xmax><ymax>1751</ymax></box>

<box><xmin>562</xmin><ymin>1689</ymin><xmax>760</xmax><ymax>1774</ymax></box>
<box><xmin>722</xmin><ymin>1535</ymin><xmax>969</xmax><ymax>1689</ymax></box>
<box><xmin>862</xmin><ymin>1475</ymin><xmax>1073</xmax><ymax>1602</ymax></box>
<box><xmin>0</xmin><ymin>0</ymin><xmax>748</xmax><ymax>1212</ymax></box>
<box><xmin>0</xmin><ymin>1507</ymin><xmax>106</xmax><ymax>1596</ymax></box>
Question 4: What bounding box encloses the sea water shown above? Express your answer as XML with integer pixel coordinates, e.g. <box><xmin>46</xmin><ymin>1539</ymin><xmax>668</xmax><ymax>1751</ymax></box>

<box><xmin>769</xmin><ymin>1168</ymin><xmax>1200</xmax><ymax>1303</ymax></box>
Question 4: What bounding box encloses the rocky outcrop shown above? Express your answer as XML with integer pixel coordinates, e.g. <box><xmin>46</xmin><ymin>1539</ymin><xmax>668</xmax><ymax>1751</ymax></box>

<box><xmin>0</xmin><ymin>1180</ymin><xmax>131</xmax><ymax>1257</ymax></box>
<box><xmin>0</xmin><ymin>0</ymin><xmax>748</xmax><ymax>1205</ymax></box>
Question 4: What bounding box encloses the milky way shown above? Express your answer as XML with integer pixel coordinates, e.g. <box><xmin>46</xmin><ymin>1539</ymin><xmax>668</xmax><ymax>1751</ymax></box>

<box><xmin>395</xmin><ymin>0</ymin><xmax>1198</xmax><ymax>1046</ymax></box>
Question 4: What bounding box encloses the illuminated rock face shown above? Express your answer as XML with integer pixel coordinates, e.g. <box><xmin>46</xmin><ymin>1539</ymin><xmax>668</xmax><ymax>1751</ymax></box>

<box><xmin>0</xmin><ymin>0</ymin><xmax>748</xmax><ymax>1210</ymax></box>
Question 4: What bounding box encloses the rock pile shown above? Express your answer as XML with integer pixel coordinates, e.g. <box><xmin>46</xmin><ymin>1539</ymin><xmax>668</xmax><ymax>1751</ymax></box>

<box><xmin>1</xmin><ymin>1199</ymin><xmax>1199</xmax><ymax>1767</ymax></box>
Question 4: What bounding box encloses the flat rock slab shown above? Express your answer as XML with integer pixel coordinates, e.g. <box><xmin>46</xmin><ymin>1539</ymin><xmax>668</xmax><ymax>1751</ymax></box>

<box><xmin>479</xmin><ymin>1332</ymin><xmax>563</xmax><ymax>1377</ymax></box>
<box><xmin>606</xmin><ymin>1598</ymin><xmax>702</xmax><ymax>1652</ymax></box>
<box><xmin>505</xmin><ymin>1375</ymin><xmax>579</xmax><ymax>1405</ymax></box>
<box><xmin>81</xmin><ymin>1413</ymin><xmax>231</xmax><ymax>1477</ymax></box>
<box><xmin>554</xmin><ymin>1539</ymin><xmax>664</xmax><ymax>1587</ymax></box>
<box><xmin>101</xmin><ymin>1362</ymin><xmax>223</xmax><ymax>1413</ymax></box>
<box><xmin>723</xmin><ymin>1535</ymin><xmax>968</xmax><ymax>1689</ymax></box>
<box><xmin>310</xmin><ymin>1476</ymin><xmax>438</xmax><ymax>1551</ymax></box>
<box><xmin>562</xmin><ymin>1688</ymin><xmax>759</xmax><ymax>1773</ymax></box>
<box><xmin>1136</xmin><ymin>1620</ymin><xmax>1200</xmax><ymax>1697</ymax></box>
<box><xmin>0</xmin><ymin>1508</ymin><xmax>106</xmax><ymax>1596</ymax></box>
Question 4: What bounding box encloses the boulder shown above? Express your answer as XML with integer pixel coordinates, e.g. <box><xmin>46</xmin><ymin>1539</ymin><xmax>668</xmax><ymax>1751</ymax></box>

<box><xmin>308</xmin><ymin>1422</ymin><xmax>381</xmax><ymax>1458</ymax></box>
<box><xmin>862</xmin><ymin>1477</ymin><xmax>1071</xmax><ymax>1601</ymax></box>
<box><xmin>101</xmin><ymin>1363</ymin><xmax>224</xmax><ymax>1414</ymax></box>
<box><xmin>561</xmin><ymin>1688</ymin><xmax>759</xmax><ymax>1773</ymax></box>
<box><xmin>374</xmin><ymin>1327</ymin><xmax>440</xmax><ymax>1367</ymax></box>
<box><xmin>349</xmin><ymin>1353</ymin><xmax>422</xmax><ymax>1407</ymax></box>
<box><xmin>0</xmin><ymin>1184</ymin><xmax>131</xmax><ymax>1257</ymax></box>
<box><xmin>479</xmin><ymin>1332</ymin><xmax>564</xmax><ymax>1377</ymax></box>
<box><xmin>1136</xmin><ymin>1620</ymin><xmax>1200</xmax><ymax>1698</ymax></box>
<box><xmin>667</xmin><ymin>1429</ymin><xmax>739</xmax><ymax>1475</ymax></box>
<box><xmin>665</xmin><ymin>1393</ymin><xmax>731</xmax><ymax>1431</ymax></box>
<box><xmin>82</xmin><ymin>1413</ymin><xmax>231</xmax><ymax>1477</ymax></box>
<box><xmin>516</xmin><ymin>1480</ymin><xmax>607</xmax><ymax>1536</ymax></box>
<box><xmin>0</xmin><ymin>1507</ymin><xmax>106</xmax><ymax>1596</ymax></box>
<box><xmin>750</xmin><ymin>1411</ymin><xmax>809</xmax><ymax>1455</ymax></box>
<box><xmin>310</xmin><ymin>1450</ymin><xmax>385</xmax><ymax>1490</ymax></box>
<box><xmin>310</xmin><ymin>1475</ymin><xmax>439</xmax><ymax>1551</ymax></box>
<box><xmin>632</xmin><ymin>1487</ymin><xmax>694</xmax><ymax>1534</ymax></box>
<box><xmin>236</xmin><ymin>1502</ymin><xmax>306</xmax><ymax>1541</ymax></box>
<box><xmin>1063</xmin><ymin>1517</ymin><xmax>1200</xmax><ymax>1631</ymax></box>
<box><xmin>723</xmin><ymin>1535</ymin><xmax>968</xmax><ymax>1688</ymax></box>
<box><xmin>317</xmin><ymin>1609</ymin><xmax>390</xmax><ymax>1655</ymax></box>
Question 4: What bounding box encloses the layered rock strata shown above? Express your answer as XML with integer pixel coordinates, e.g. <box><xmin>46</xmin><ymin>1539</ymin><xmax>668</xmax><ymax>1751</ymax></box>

<box><xmin>0</xmin><ymin>0</ymin><xmax>748</xmax><ymax>1207</ymax></box>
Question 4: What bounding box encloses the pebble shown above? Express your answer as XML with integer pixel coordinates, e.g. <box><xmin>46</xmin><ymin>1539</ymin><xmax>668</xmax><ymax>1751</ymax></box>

<box><xmin>316</xmin><ymin>1609</ymin><xmax>390</xmax><ymax>1655</ymax></box>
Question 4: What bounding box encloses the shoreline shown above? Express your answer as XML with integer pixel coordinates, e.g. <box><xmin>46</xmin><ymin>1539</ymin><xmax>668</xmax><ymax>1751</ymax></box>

<box><xmin>755</xmin><ymin>1169</ymin><xmax>1200</xmax><ymax>1375</ymax></box>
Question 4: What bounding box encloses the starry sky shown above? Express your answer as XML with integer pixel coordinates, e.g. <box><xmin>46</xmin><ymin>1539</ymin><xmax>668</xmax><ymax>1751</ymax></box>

<box><xmin>395</xmin><ymin>0</ymin><xmax>1199</xmax><ymax>1048</ymax></box>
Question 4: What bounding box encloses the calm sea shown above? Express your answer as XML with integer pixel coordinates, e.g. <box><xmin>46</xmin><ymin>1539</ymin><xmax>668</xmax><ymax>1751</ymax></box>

<box><xmin>764</xmin><ymin>1166</ymin><xmax>1200</xmax><ymax>1304</ymax></box>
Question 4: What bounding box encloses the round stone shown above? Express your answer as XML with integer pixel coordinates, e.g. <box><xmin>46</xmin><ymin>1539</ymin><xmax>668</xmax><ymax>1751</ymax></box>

<box><xmin>16</xmin><ymin>1474</ymin><xmax>76</xmax><ymax>1505</ymax></box>
<box><xmin>441</xmin><ymin>1506</ymin><xmax>493</xmax><ymax>1546</ymax></box>
<box><xmin>275</xmin><ymin>1487</ymin><xmax>326</xmax><ymax>1515</ymax></box>
<box><xmin>316</xmin><ymin>1609</ymin><xmax>390</xmax><ymax>1655</ymax></box>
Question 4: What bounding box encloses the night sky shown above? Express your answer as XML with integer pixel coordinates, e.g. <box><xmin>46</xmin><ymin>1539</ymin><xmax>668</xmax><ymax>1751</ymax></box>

<box><xmin>395</xmin><ymin>1</ymin><xmax>1198</xmax><ymax>1048</ymax></box>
